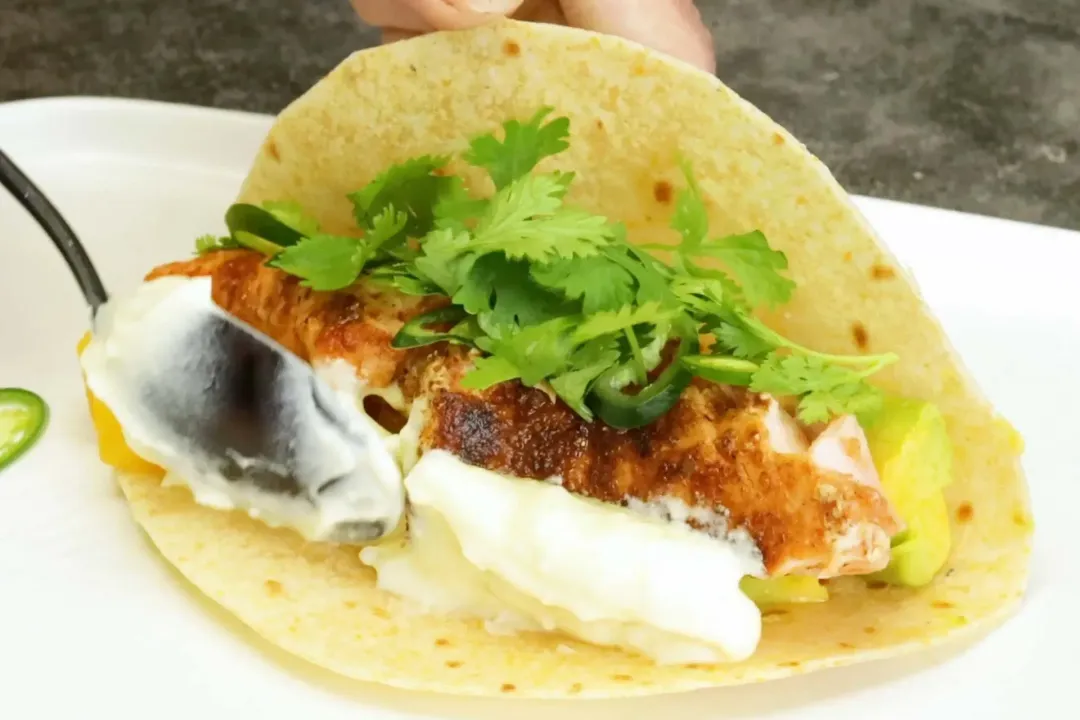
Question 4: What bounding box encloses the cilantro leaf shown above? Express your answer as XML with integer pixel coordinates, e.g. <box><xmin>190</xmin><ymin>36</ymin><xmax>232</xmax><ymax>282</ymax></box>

<box><xmin>433</xmin><ymin>176</ymin><xmax>488</xmax><ymax>232</ymax></box>
<box><xmin>549</xmin><ymin>339</ymin><xmax>622</xmax><ymax>420</ymax></box>
<box><xmin>714</xmin><ymin>320</ymin><xmax>776</xmax><ymax>360</ymax></box>
<box><xmin>414</xmin><ymin>228</ymin><xmax>472</xmax><ymax>294</ymax></box>
<box><xmin>367</xmin><ymin>263</ymin><xmax>441</xmax><ymax>296</ymax></box>
<box><xmin>604</xmin><ymin>240</ymin><xmax>677</xmax><ymax>307</ymax></box>
<box><xmin>348</xmin><ymin>155</ymin><xmax>453</xmax><ymax>238</ymax></box>
<box><xmin>269</xmin><ymin>234</ymin><xmax>371</xmax><ymax>291</ymax></box>
<box><xmin>669</xmin><ymin>272</ymin><xmax>729</xmax><ymax>318</ymax></box>
<box><xmin>453</xmin><ymin>254</ymin><xmax>571</xmax><ymax>332</ymax></box>
<box><xmin>572</xmin><ymin>302</ymin><xmax>675</xmax><ymax>344</ymax></box>
<box><xmin>465</xmin><ymin>107</ymin><xmax>570</xmax><ymax>189</ymax></box>
<box><xmin>261</xmin><ymin>200</ymin><xmax>321</xmax><ymax>237</ymax></box>
<box><xmin>531</xmin><ymin>255</ymin><xmax>635</xmax><ymax>314</ymax></box>
<box><xmin>667</xmin><ymin>162</ymin><xmax>793</xmax><ymax>309</ymax></box>
<box><xmin>477</xmin><ymin>318</ymin><xmax>576</xmax><ymax>386</ymax></box>
<box><xmin>670</xmin><ymin>160</ymin><xmax>709</xmax><ymax>251</ymax></box>
<box><xmin>364</xmin><ymin>207</ymin><xmax>409</xmax><ymax>253</ymax></box>
<box><xmin>750</xmin><ymin>353</ymin><xmax>884</xmax><ymax>424</ymax></box>
<box><xmin>468</xmin><ymin>173</ymin><xmax>614</xmax><ymax>262</ymax></box>
<box><xmin>460</xmin><ymin>355</ymin><xmax>521</xmax><ymax>390</ymax></box>
<box><xmin>195</xmin><ymin>234</ymin><xmax>239</xmax><ymax>255</ymax></box>
<box><xmin>692</xmin><ymin>231</ymin><xmax>795</xmax><ymax>308</ymax></box>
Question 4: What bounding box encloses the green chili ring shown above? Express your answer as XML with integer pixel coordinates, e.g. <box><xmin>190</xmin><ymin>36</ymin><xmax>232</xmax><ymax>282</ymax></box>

<box><xmin>681</xmin><ymin>354</ymin><xmax>759</xmax><ymax>387</ymax></box>
<box><xmin>391</xmin><ymin>306</ymin><xmax>476</xmax><ymax>349</ymax></box>
<box><xmin>586</xmin><ymin>334</ymin><xmax>700</xmax><ymax>430</ymax></box>
<box><xmin>225</xmin><ymin>203</ymin><xmax>307</xmax><ymax>249</ymax></box>
<box><xmin>0</xmin><ymin>388</ymin><xmax>49</xmax><ymax>472</ymax></box>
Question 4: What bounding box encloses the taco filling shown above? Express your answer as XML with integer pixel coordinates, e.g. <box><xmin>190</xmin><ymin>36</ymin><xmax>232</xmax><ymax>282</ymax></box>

<box><xmin>77</xmin><ymin>107</ymin><xmax>960</xmax><ymax>667</ymax></box>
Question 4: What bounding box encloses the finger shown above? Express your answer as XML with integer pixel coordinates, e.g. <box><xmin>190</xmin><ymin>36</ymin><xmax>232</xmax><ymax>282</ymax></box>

<box><xmin>559</xmin><ymin>0</ymin><xmax>716</xmax><ymax>73</ymax></box>
<box><xmin>381</xmin><ymin>28</ymin><xmax>425</xmax><ymax>44</ymax></box>
<box><xmin>352</xmin><ymin>0</ymin><xmax>523</xmax><ymax>34</ymax></box>
<box><xmin>512</xmin><ymin>0</ymin><xmax>567</xmax><ymax>24</ymax></box>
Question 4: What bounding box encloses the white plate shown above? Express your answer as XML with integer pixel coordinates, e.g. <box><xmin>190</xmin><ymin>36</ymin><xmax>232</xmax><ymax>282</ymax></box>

<box><xmin>0</xmin><ymin>97</ymin><xmax>1076</xmax><ymax>720</ymax></box>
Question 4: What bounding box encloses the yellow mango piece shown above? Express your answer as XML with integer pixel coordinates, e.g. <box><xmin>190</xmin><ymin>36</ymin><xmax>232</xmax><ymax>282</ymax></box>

<box><xmin>77</xmin><ymin>332</ymin><xmax>164</xmax><ymax>477</ymax></box>
<box><xmin>864</xmin><ymin>397</ymin><xmax>953</xmax><ymax>587</ymax></box>
<box><xmin>740</xmin><ymin>575</ymin><xmax>828</xmax><ymax>606</ymax></box>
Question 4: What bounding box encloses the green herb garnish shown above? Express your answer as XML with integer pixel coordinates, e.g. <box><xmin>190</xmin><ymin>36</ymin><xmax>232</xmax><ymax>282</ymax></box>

<box><xmin>194</xmin><ymin>108</ymin><xmax>895</xmax><ymax>427</ymax></box>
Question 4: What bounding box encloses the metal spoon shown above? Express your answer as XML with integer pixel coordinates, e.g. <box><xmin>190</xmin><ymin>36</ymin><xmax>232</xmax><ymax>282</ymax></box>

<box><xmin>0</xmin><ymin>148</ymin><xmax>404</xmax><ymax>543</ymax></box>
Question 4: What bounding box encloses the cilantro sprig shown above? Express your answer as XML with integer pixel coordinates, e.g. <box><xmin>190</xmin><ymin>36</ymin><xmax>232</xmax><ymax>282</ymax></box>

<box><xmin>194</xmin><ymin>108</ymin><xmax>897</xmax><ymax>428</ymax></box>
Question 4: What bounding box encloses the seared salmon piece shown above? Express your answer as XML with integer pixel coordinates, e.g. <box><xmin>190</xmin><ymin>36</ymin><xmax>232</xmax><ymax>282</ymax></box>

<box><xmin>149</xmin><ymin>251</ymin><xmax>901</xmax><ymax>577</ymax></box>
<box><xmin>147</xmin><ymin>250</ymin><xmax>442</xmax><ymax>390</ymax></box>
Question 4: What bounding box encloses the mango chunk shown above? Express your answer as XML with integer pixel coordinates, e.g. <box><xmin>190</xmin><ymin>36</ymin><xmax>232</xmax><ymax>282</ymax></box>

<box><xmin>740</xmin><ymin>575</ymin><xmax>828</xmax><ymax>606</ymax></box>
<box><xmin>77</xmin><ymin>332</ymin><xmax>164</xmax><ymax>477</ymax></box>
<box><xmin>864</xmin><ymin>397</ymin><xmax>953</xmax><ymax>587</ymax></box>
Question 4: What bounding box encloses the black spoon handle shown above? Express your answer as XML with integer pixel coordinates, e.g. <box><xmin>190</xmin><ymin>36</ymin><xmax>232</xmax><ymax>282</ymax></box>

<box><xmin>0</xmin><ymin>148</ymin><xmax>109</xmax><ymax>312</ymax></box>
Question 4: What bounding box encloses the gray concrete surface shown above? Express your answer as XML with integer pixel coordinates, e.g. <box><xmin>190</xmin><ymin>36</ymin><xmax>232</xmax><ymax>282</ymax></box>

<box><xmin>1</xmin><ymin>0</ymin><xmax>1076</xmax><ymax>228</ymax></box>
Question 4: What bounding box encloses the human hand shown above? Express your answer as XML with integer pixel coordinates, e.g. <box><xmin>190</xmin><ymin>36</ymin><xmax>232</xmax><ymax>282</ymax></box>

<box><xmin>350</xmin><ymin>0</ymin><xmax>715</xmax><ymax>73</ymax></box>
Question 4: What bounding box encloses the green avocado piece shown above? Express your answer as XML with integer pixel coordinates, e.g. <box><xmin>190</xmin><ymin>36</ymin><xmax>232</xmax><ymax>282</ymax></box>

<box><xmin>863</xmin><ymin>397</ymin><xmax>954</xmax><ymax>587</ymax></box>
<box><xmin>740</xmin><ymin>575</ymin><xmax>828</xmax><ymax>606</ymax></box>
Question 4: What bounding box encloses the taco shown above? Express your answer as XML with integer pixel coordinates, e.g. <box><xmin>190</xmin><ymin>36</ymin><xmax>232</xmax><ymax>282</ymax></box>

<box><xmin>76</xmin><ymin>20</ymin><xmax>1031</xmax><ymax>698</ymax></box>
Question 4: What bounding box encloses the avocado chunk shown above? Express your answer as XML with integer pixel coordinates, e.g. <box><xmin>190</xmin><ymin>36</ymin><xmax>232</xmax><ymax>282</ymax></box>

<box><xmin>863</xmin><ymin>397</ymin><xmax>954</xmax><ymax>587</ymax></box>
<box><xmin>740</xmin><ymin>575</ymin><xmax>828</xmax><ymax>606</ymax></box>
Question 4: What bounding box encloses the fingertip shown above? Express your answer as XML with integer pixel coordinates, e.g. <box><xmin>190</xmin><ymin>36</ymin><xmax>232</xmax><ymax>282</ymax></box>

<box><xmin>404</xmin><ymin>0</ymin><xmax>524</xmax><ymax>30</ymax></box>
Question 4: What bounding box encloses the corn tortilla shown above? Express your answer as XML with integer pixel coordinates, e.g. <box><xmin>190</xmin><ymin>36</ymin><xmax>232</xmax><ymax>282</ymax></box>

<box><xmin>115</xmin><ymin>20</ymin><xmax>1032</xmax><ymax>698</ymax></box>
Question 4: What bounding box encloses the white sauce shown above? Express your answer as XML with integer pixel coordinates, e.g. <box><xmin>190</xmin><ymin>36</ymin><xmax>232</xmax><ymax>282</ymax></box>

<box><xmin>361</xmin><ymin>450</ymin><xmax>764</xmax><ymax>664</ymax></box>
<box><xmin>624</xmin><ymin>495</ymin><xmax>762</xmax><ymax>565</ymax></box>
<box><xmin>80</xmin><ymin>277</ymin><xmax>404</xmax><ymax>543</ymax></box>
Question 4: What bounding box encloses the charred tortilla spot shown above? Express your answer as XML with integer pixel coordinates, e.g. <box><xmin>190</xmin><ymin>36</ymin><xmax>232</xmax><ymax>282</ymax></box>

<box><xmin>866</xmin><ymin>580</ymin><xmax>889</xmax><ymax>590</ymax></box>
<box><xmin>653</xmin><ymin>180</ymin><xmax>674</xmax><ymax>204</ymax></box>
<box><xmin>446</xmin><ymin>660</ymin><xmax>463</xmax><ymax>668</ymax></box>
<box><xmin>956</xmin><ymin>502</ymin><xmax>974</xmax><ymax>523</ymax></box>
<box><xmin>264</xmin><ymin>579</ymin><xmax>283</xmax><ymax>596</ymax></box>
<box><xmin>871</xmin><ymin>264</ymin><xmax>896</xmax><ymax>280</ymax></box>
<box><xmin>843</xmin><ymin>251</ymin><xmax>854</xmax><ymax>262</ymax></box>
<box><xmin>595</xmin><ymin>118</ymin><xmax>605</xmax><ymax>131</ymax></box>
<box><xmin>500</xmin><ymin>683</ymin><xmax>517</xmax><ymax>693</ymax></box>
<box><xmin>932</xmin><ymin>600</ymin><xmax>955</xmax><ymax>609</ymax></box>
<box><xmin>502</xmin><ymin>39</ymin><xmax>521</xmax><ymax>56</ymax></box>
<box><xmin>266</xmin><ymin>137</ymin><xmax>281</xmax><ymax>162</ymax></box>
<box><xmin>772</xmin><ymin>132</ymin><xmax>785</xmax><ymax>145</ymax></box>
<box><xmin>435</xmin><ymin>638</ymin><xmax>451</xmax><ymax>647</ymax></box>
<box><xmin>852</xmin><ymin>322</ymin><xmax>869</xmax><ymax>350</ymax></box>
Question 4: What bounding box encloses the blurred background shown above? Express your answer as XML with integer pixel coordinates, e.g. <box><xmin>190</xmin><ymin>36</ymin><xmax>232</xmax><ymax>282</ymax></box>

<box><xmin>1</xmin><ymin>0</ymin><xmax>1076</xmax><ymax>229</ymax></box>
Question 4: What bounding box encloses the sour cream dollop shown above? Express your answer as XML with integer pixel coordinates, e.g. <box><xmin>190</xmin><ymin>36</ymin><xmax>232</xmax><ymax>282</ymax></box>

<box><xmin>362</xmin><ymin>449</ymin><xmax>764</xmax><ymax>664</ymax></box>
<box><xmin>79</xmin><ymin>276</ymin><xmax>404</xmax><ymax>543</ymax></box>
